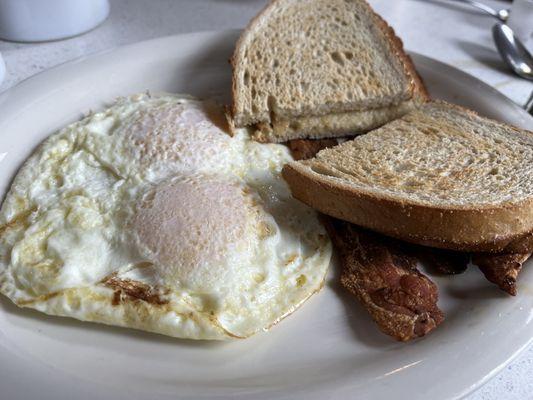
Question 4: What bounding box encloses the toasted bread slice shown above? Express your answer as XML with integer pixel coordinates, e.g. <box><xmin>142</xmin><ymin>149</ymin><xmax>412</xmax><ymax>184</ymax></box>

<box><xmin>230</xmin><ymin>0</ymin><xmax>429</xmax><ymax>142</ymax></box>
<box><xmin>283</xmin><ymin>101</ymin><xmax>533</xmax><ymax>252</ymax></box>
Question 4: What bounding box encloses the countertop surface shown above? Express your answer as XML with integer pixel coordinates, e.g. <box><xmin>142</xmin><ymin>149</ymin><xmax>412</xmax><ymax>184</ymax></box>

<box><xmin>0</xmin><ymin>0</ymin><xmax>532</xmax><ymax>399</ymax></box>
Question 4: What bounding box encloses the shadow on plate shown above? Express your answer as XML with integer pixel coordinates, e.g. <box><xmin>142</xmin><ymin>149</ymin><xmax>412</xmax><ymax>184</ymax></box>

<box><xmin>174</xmin><ymin>31</ymin><xmax>238</xmax><ymax>105</ymax></box>
<box><xmin>454</xmin><ymin>39</ymin><xmax>513</xmax><ymax>75</ymax></box>
<box><xmin>445</xmin><ymin>284</ymin><xmax>509</xmax><ymax>301</ymax></box>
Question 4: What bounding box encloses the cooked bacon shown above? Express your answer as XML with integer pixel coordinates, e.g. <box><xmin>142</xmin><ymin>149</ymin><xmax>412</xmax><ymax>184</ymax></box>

<box><xmin>413</xmin><ymin>247</ymin><xmax>469</xmax><ymax>275</ymax></box>
<box><xmin>286</xmin><ymin>138</ymin><xmax>339</xmax><ymax>160</ymax></box>
<box><xmin>503</xmin><ymin>232</ymin><xmax>533</xmax><ymax>253</ymax></box>
<box><xmin>325</xmin><ymin>219</ymin><xmax>444</xmax><ymax>341</ymax></box>
<box><xmin>472</xmin><ymin>252</ymin><xmax>532</xmax><ymax>296</ymax></box>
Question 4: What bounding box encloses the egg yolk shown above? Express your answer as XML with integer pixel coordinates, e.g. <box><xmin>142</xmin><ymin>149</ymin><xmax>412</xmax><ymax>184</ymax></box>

<box><xmin>131</xmin><ymin>174</ymin><xmax>258</xmax><ymax>293</ymax></box>
<box><xmin>126</xmin><ymin>102</ymin><xmax>235</xmax><ymax>172</ymax></box>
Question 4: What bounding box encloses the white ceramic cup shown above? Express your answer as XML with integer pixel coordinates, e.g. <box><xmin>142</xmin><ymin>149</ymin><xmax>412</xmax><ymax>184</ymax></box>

<box><xmin>0</xmin><ymin>0</ymin><xmax>110</xmax><ymax>42</ymax></box>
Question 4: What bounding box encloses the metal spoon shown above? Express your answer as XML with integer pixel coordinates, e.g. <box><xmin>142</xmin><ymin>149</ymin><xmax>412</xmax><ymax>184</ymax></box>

<box><xmin>492</xmin><ymin>23</ymin><xmax>533</xmax><ymax>81</ymax></box>
<box><xmin>525</xmin><ymin>91</ymin><xmax>533</xmax><ymax>115</ymax></box>
<box><xmin>492</xmin><ymin>24</ymin><xmax>533</xmax><ymax>114</ymax></box>
<box><xmin>445</xmin><ymin>0</ymin><xmax>509</xmax><ymax>21</ymax></box>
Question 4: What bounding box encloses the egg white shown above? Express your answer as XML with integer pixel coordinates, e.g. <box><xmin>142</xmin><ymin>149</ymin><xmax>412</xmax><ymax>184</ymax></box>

<box><xmin>0</xmin><ymin>93</ymin><xmax>331</xmax><ymax>340</ymax></box>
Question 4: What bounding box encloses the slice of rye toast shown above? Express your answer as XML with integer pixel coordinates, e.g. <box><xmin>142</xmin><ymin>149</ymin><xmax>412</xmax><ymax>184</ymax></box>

<box><xmin>283</xmin><ymin>101</ymin><xmax>533</xmax><ymax>252</ymax></box>
<box><xmin>230</xmin><ymin>0</ymin><xmax>429</xmax><ymax>142</ymax></box>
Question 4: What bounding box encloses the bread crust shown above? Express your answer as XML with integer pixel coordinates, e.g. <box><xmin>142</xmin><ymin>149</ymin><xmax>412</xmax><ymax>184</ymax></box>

<box><xmin>282</xmin><ymin>162</ymin><xmax>533</xmax><ymax>252</ymax></box>
<box><xmin>230</xmin><ymin>0</ymin><xmax>429</xmax><ymax>131</ymax></box>
<box><xmin>230</xmin><ymin>0</ymin><xmax>279</xmax><ymax>125</ymax></box>
<box><xmin>368</xmin><ymin>6</ymin><xmax>430</xmax><ymax>102</ymax></box>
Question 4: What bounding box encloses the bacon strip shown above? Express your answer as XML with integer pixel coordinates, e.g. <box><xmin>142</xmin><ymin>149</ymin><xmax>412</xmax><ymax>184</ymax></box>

<box><xmin>472</xmin><ymin>252</ymin><xmax>532</xmax><ymax>296</ymax></box>
<box><xmin>286</xmin><ymin>138</ymin><xmax>339</xmax><ymax>161</ymax></box>
<box><xmin>326</xmin><ymin>219</ymin><xmax>444</xmax><ymax>341</ymax></box>
<box><xmin>414</xmin><ymin>247</ymin><xmax>469</xmax><ymax>275</ymax></box>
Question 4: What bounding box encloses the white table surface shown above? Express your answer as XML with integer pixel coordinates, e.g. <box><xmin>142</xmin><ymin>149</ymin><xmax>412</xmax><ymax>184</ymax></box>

<box><xmin>0</xmin><ymin>0</ymin><xmax>532</xmax><ymax>399</ymax></box>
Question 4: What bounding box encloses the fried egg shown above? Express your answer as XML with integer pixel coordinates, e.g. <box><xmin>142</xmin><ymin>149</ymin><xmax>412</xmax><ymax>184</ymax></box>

<box><xmin>0</xmin><ymin>93</ymin><xmax>331</xmax><ymax>339</ymax></box>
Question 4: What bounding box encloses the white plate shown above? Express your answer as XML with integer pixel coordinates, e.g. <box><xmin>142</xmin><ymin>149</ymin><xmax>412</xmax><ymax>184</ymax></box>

<box><xmin>0</xmin><ymin>30</ymin><xmax>532</xmax><ymax>400</ymax></box>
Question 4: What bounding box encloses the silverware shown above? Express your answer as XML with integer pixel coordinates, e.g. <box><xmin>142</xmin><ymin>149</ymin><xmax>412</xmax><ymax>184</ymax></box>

<box><xmin>444</xmin><ymin>0</ymin><xmax>509</xmax><ymax>21</ymax></box>
<box><xmin>492</xmin><ymin>24</ymin><xmax>533</xmax><ymax>114</ymax></box>
<box><xmin>525</xmin><ymin>91</ymin><xmax>533</xmax><ymax>115</ymax></box>
<box><xmin>492</xmin><ymin>24</ymin><xmax>533</xmax><ymax>81</ymax></box>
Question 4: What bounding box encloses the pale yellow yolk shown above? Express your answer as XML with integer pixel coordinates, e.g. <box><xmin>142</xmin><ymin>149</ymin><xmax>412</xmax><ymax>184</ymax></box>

<box><xmin>132</xmin><ymin>174</ymin><xmax>258</xmax><ymax>293</ymax></box>
<box><xmin>125</xmin><ymin>102</ymin><xmax>237</xmax><ymax>174</ymax></box>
